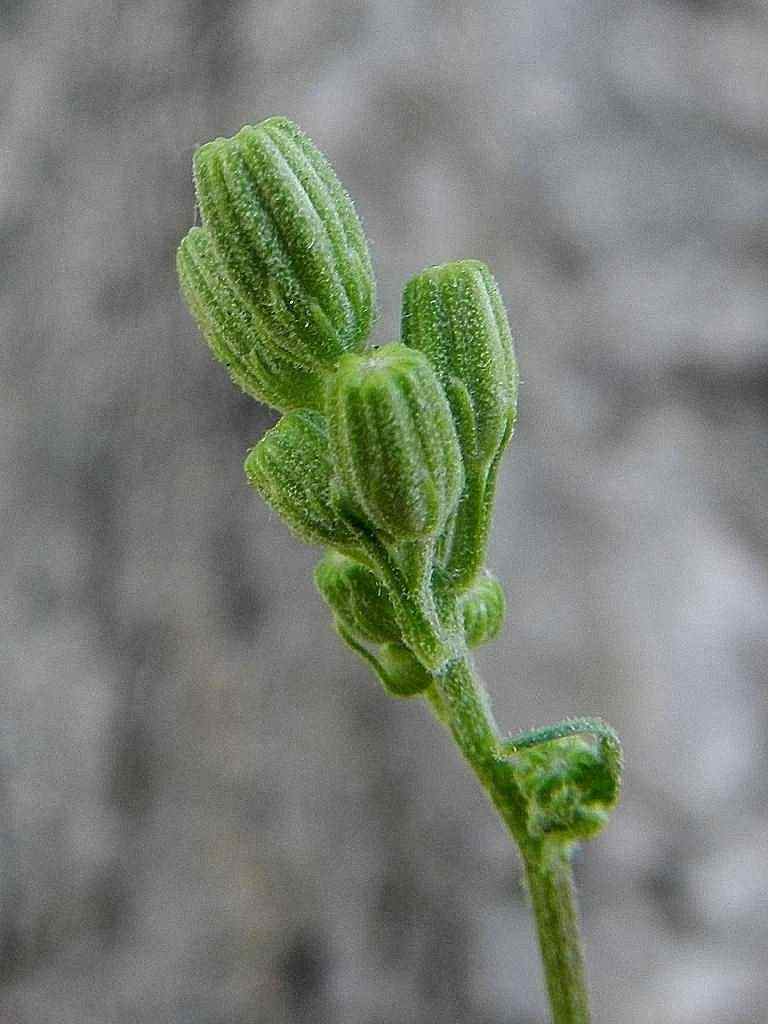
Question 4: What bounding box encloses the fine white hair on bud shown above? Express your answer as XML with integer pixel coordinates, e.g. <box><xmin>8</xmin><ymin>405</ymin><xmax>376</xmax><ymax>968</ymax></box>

<box><xmin>177</xmin><ymin>226</ymin><xmax>324</xmax><ymax>411</ymax></box>
<box><xmin>191</xmin><ymin>117</ymin><xmax>376</xmax><ymax>372</ymax></box>
<box><xmin>460</xmin><ymin>571</ymin><xmax>506</xmax><ymax>648</ymax></box>
<box><xmin>402</xmin><ymin>259</ymin><xmax>518</xmax><ymax>465</ymax></box>
<box><xmin>244</xmin><ymin>410</ymin><xmax>356</xmax><ymax>548</ymax></box>
<box><xmin>314</xmin><ymin>551</ymin><xmax>401</xmax><ymax>645</ymax></box>
<box><xmin>326</xmin><ymin>343</ymin><xmax>464</xmax><ymax>542</ymax></box>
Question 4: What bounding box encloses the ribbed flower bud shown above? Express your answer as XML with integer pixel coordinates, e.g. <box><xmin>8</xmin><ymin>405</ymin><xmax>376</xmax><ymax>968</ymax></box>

<box><xmin>177</xmin><ymin>227</ymin><xmax>323</xmax><ymax>412</ymax></box>
<box><xmin>314</xmin><ymin>551</ymin><xmax>400</xmax><ymax>645</ymax></box>
<box><xmin>401</xmin><ymin>260</ymin><xmax>518</xmax><ymax>463</ymax></box>
<box><xmin>244</xmin><ymin>411</ymin><xmax>356</xmax><ymax>547</ymax></box>
<box><xmin>460</xmin><ymin>571</ymin><xmax>506</xmax><ymax>648</ymax></box>
<box><xmin>193</xmin><ymin>117</ymin><xmax>375</xmax><ymax>371</ymax></box>
<box><xmin>377</xmin><ymin>643</ymin><xmax>432</xmax><ymax>698</ymax></box>
<box><xmin>326</xmin><ymin>344</ymin><xmax>463</xmax><ymax>541</ymax></box>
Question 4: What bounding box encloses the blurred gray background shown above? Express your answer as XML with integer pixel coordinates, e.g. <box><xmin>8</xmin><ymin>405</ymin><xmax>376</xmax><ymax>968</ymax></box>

<box><xmin>2</xmin><ymin>1</ymin><xmax>767</xmax><ymax>1021</ymax></box>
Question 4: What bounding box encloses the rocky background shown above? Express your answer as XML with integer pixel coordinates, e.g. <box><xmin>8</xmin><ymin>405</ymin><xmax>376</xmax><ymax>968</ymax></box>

<box><xmin>2</xmin><ymin>1</ymin><xmax>767</xmax><ymax>1021</ymax></box>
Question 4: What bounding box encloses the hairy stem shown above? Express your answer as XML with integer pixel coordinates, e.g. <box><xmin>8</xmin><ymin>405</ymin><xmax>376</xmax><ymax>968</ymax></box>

<box><xmin>356</xmin><ymin>533</ymin><xmax>457</xmax><ymax>670</ymax></box>
<box><xmin>432</xmin><ymin>655</ymin><xmax>500</xmax><ymax>781</ymax></box>
<box><xmin>444</xmin><ymin>420</ymin><xmax>513</xmax><ymax>590</ymax></box>
<box><xmin>524</xmin><ymin>848</ymin><xmax>591</xmax><ymax>1024</ymax></box>
<box><xmin>427</xmin><ymin>652</ymin><xmax>593</xmax><ymax>1024</ymax></box>
<box><xmin>443</xmin><ymin>464</ymin><xmax>489</xmax><ymax>590</ymax></box>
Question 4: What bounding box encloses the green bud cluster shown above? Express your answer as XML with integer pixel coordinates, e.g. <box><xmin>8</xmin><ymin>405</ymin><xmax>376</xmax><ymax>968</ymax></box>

<box><xmin>315</xmin><ymin>554</ymin><xmax>505</xmax><ymax>656</ymax></box>
<box><xmin>177</xmin><ymin>116</ymin><xmax>519</xmax><ymax>685</ymax></box>
<box><xmin>179</xmin><ymin>120</ymin><xmax>622</xmax><ymax>1018</ymax></box>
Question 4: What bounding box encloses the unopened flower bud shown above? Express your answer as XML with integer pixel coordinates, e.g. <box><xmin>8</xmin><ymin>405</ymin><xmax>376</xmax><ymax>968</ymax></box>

<box><xmin>377</xmin><ymin>643</ymin><xmax>432</xmax><ymax>698</ymax></box>
<box><xmin>402</xmin><ymin>260</ymin><xmax>518</xmax><ymax>463</ymax></box>
<box><xmin>177</xmin><ymin>227</ymin><xmax>323</xmax><ymax>411</ymax></box>
<box><xmin>244</xmin><ymin>411</ymin><xmax>355</xmax><ymax>547</ymax></box>
<box><xmin>460</xmin><ymin>571</ymin><xmax>506</xmax><ymax>648</ymax></box>
<box><xmin>193</xmin><ymin>117</ymin><xmax>375</xmax><ymax>371</ymax></box>
<box><xmin>314</xmin><ymin>551</ymin><xmax>400</xmax><ymax>645</ymax></box>
<box><xmin>326</xmin><ymin>344</ymin><xmax>463</xmax><ymax>541</ymax></box>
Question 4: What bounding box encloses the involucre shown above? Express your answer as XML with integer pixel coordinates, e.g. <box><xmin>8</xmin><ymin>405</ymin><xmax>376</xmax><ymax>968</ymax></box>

<box><xmin>314</xmin><ymin>551</ymin><xmax>401</xmax><ymax>645</ymax></box>
<box><xmin>402</xmin><ymin>259</ymin><xmax>518</xmax><ymax>464</ymax></box>
<box><xmin>460</xmin><ymin>571</ymin><xmax>506</xmax><ymax>648</ymax></box>
<box><xmin>244</xmin><ymin>410</ymin><xmax>356</xmax><ymax>548</ymax></box>
<box><xmin>177</xmin><ymin>227</ymin><xmax>324</xmax><ymax>411</ymax></box>
<box><xmin>192</xmin><ymin>117</ymin><xmax>376</xmax><ymax>372</ymax></box>
<box><xmin>326</xmin><ymin>343</ymin><xmax>463</xmax><ymax>541</ymax></box>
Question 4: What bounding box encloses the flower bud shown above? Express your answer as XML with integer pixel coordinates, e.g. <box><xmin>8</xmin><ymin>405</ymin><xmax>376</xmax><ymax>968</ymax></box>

<box><xmin>401</xmin><ymin>260</ymin><xmax>518</xmax><ymax>463</ymax></box>
<box><xmin>314</xmin><ymin>551</ymin><xmax>400</xmax><ymax>645</ymax></box>
<box><xmin>177</xmin><ymin>227</ymin><xmax>323</xmax><ymax>412</ymax></box>
<box><xmin>193</xmin><ymin>117</ymin><xmax>375</xmax><ymax>371</ymax></box>
<box><xmin>326</xmin><ymin>344</ymin><xmax>463</xmax><ymax>541</ymax></box>
<box><xmin>244</xmin><ymin>411</ymin><xmax>355</xmax><ymax>547</ymax></box>
<box><xmin>377</xmin><ymin>643</ymin><xmax>432</xmax><ymax>698</ymax></box>
<box><xmin>460</xmin><ymin>571</ymin><xmax>506</xmax><ymax>648</ymax></box>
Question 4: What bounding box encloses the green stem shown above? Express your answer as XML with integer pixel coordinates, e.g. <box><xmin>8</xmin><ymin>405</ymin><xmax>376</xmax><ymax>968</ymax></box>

<box><xmin>432</xmin><ymin>655</ymin><xmax>500</xmax><ymax>783</ymax></box>
<box><xmin>444</xmin><ymin>420</ymin><xmax>512</xmax><ymax>590</ymax></box>
<box><xmin>443</xmin><ymin>463</ymin><xmax>489</xmax><ymax>590</ymax></box>
<box><xmin>523</xmin><ymin>848</ymin><xmax>591</xmax><ymax>1024</ymax></box>
<box><xmin>396</xmin><ymin>538</ymin><xmax>434</xmax><ymax>595</ymax></box>
<box><xmin>427</xmin><ymin>653</ymin><xmax>593</xmax><ymax>1024</ymax></box>
<box><xmin>355</xmin><ymin>533</ymin><xmax>457</xmax><ymax>671</ymax></box>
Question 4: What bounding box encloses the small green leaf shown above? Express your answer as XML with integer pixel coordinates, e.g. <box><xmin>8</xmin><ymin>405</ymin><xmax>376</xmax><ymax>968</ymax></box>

<box><xmin>514</xmin><ymin>733</ymin><xmax>622</xmax><ymax>843</ymax></box>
